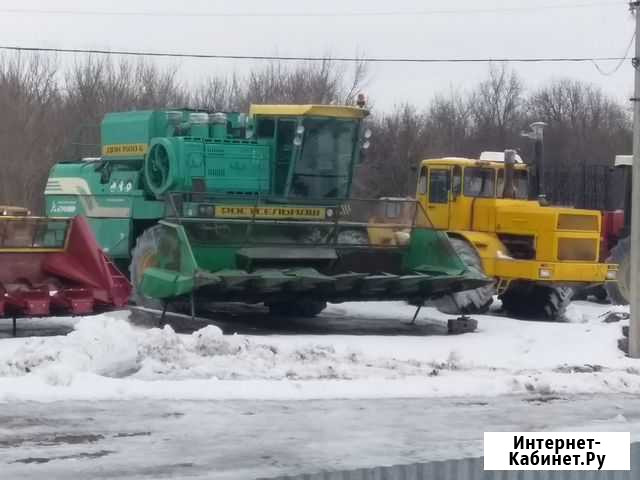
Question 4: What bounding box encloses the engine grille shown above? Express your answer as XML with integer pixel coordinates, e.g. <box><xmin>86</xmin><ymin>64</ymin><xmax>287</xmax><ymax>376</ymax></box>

<box><xmin>498</xmin><ymin>234</ymin><xmax>535</xmax><ymax>260</ymax></box>
<box><xmin>557</xmin><ymin>214</ymin><xmax>598</xmax><ymax>231</ymax></box>
<box><xmin>557</xmin><ymin>238</ymin><xmax>598</xmax><ymax>261</ymax></box>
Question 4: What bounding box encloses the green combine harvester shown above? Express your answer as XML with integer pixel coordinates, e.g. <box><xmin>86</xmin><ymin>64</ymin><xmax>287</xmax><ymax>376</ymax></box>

<box><xmin>45</xmin><ymin>103</ymin><xmax>488</xmax><ymax>317</ymax></box>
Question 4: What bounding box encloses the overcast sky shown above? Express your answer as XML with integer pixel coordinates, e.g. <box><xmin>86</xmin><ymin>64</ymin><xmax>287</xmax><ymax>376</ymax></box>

<box><xmin>0</xmin><ymin>0</ymin><xmax>634</xmax><ymax>112</ymax></box>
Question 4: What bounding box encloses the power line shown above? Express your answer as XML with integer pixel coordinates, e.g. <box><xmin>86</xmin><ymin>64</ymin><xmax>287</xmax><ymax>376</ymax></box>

<box><xmin>0</xmin><ymin>1</ymin><xmax>626</xmax><ymax>18</ymax></box>
<box><xmin>0</xmin><ymin>45</ymin><xmax>628</xmax><ymax>64</ymax></box>
<box><xmin>592</xmin><ymin>32</ymin><xmax>636</xmax><ymax>75</ymax></box>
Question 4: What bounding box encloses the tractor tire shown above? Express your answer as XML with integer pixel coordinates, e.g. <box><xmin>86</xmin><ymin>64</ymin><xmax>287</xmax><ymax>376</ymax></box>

<box><xmin>337</xmin><ymin>228</ymin><xmax>369</xmax><ymax>245</ymax></box>
<box><xmin>500</xmin><ymin>282</ymin><xmax>572</xmax><ymax>321</ymax></box>
<box><xmin>434</xmin><ymin>237</ymin><xmax>494</xmax><ymax>315</ymax></box>
<box><xmin>129</xmin><ymin>225</ymin><xmax>164</xmax><ymax>310</ymax></box>
<box><xmin>267</xmin><ymin>300</ymin><xmax>327</xmax><ymax>318</ymax></box>
<box><xmin>605</xmin><ymin>237</ymin><xmax>630</xmax><ymax>305</ymax></box>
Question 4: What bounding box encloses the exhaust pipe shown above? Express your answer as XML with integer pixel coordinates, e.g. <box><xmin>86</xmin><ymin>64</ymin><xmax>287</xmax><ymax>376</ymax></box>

<box><xmin>502</xmin><ymin>149</ymin><xmax>517</xmax><ymax>198</ymax></box>
<box><xmin>521</xmin><ymin>121</ymin><xmax>547</xmax><ymax>202</ymax></box>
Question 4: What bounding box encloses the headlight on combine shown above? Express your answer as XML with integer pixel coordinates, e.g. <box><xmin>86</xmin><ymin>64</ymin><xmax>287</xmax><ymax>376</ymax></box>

<box><xmin>606</xmin><ymin>268</ymin><xmax>617</xmax><ymax>280</ymax></box>
<box><xmin>539</xmin><ymin>267</ymin><xmax>553</xmax><ymax>279</ymax></box>
<box><xmin>198</xmin><ymin>205</ymin><xmax>215</xmax><ymax>217</ymax></box>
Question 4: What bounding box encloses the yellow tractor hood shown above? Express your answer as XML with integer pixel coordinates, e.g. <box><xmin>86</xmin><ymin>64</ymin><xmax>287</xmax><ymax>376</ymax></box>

<box><xmin>472</xmin><ymin>199</ymin><xmax>600</xmax><ymax>234</ymax></box>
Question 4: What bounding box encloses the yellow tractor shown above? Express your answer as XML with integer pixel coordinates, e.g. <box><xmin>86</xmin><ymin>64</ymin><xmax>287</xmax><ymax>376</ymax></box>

<box><xmin>416</xmin><ymin>150</ymin><xmax>617</xmax><ymax>320</ymax></box>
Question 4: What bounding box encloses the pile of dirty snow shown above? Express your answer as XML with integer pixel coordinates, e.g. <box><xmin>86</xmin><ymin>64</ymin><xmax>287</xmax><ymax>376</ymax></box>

<box><xmin>0</xmin><ymin>301</ymin><xmax>637</xmax><ymax>402</ymax></box>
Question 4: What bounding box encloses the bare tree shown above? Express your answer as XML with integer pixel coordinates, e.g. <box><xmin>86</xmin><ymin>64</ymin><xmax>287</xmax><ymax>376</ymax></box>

<box><xmin>425</xmin><ymin>90</ymin><xmax>474</xmax><ymax>157</ymax></box>
<box><xmin>469</xmin><ymin>63</ymin><xmax>525</xmax><ymax>149</ymax></box>
<box><xmin>0</xmin><ymin>54</ymin><xmax>62</xmax><ymax>211</ymax></box>
<box><xmin>355</xmin><ymin>104</ymin><xmax>429</xmax><ymax>197</ymax></box>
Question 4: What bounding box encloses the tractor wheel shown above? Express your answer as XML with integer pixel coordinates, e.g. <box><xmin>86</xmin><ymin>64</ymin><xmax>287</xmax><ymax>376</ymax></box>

<box><xmin>267</xmin><ymin>300</ymin><xmax>327</xmax><ymax>318</ymax></box>
<box><xmin>337</xmin><ymin>228</ymin><xmax>369</xmax><ymax>245</ymax></box>
<box><xmin>129</xmin><ymin>225</ymin><xmax>164</xmax><ymax>310</ymax></box>
<box><xmin>434</xmin><ymin>237</ymin><xmax>494</xmax><ymax>315</ymax></box>
<box><xmin>605</xmin><ymin>237</ymin><xmax>630</xmax><ymax>305</ymax></box>
<box><xmin>500</xmin><ymin>282</ymin><xmax>573</xmax><ymax>321</ymax></box>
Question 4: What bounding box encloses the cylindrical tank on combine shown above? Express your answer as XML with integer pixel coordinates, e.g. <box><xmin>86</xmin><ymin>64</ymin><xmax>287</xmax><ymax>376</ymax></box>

<box><xmin>209</xmin><ymin>113</ymin><xmax>228</xmax><ymax>139</ymax></box>
<box><xmin>189</xmin><ymin>112</ymin><xmax>209</xmax><ymax>138</ymax></box>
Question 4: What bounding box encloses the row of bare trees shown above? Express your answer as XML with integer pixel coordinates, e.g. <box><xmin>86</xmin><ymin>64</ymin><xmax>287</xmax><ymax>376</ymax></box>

<box><xmin>0</xmin><ymin>54</ymin><xmax>367</xmax><ymax>211</ymax></box>
<box><xmin>0</xmin><ymin>55</ymin><xmax>631</xmax><ymax>211</ymax></box>
<box><xmin>358</xmin><ymin>65</ymin><xmax>632</xmax><ymax>198</ymax></box>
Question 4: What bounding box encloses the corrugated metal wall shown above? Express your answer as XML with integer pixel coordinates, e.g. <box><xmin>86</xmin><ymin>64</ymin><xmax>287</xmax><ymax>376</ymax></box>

<box><xmin>262</xmin><ymin>442</ymin><xmax>639</xmax><ymax>480</ymax></box>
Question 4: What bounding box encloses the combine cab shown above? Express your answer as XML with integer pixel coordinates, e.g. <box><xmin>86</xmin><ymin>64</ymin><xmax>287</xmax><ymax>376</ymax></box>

<box><xmin>0</xmin><ymin>213</ymin><xmax>131</xmax><ymax>333</ymax></box>
<box><xmin>45</xmin><ymin>103</ymin><xmax>488</xmax><ymax>318</ymax></box>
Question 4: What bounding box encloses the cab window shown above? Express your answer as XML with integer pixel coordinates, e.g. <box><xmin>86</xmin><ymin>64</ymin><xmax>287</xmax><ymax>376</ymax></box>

<box><xmin>464</xmin><ymin>167</ymin><xmax>496</xmax><ymax>198</ymax></box>
<box><xmin>452</xmin><ymin>166</ymin><xmax>462</xmax><ymax>197</ymax></box>
<box><xmin>417</xmin><ymin>167</ymin><xmax>427</xmax><ymax>195</ymax></box>
<box><xmin>429</xmin><ymin>169</ymin><xmax>450</xmax><ymax>203</ymax></box>
<box><xmin>497</xmin><ymin>169</ymin><xmax>529</xmax><ymax>199</ymax></box>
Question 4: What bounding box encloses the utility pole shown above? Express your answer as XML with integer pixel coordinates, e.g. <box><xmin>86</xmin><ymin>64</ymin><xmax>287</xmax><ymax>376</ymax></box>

<box><xmin>629</xmin><ymin>0</ymin><xmax>640</xmax><ymax>357</ymax></box>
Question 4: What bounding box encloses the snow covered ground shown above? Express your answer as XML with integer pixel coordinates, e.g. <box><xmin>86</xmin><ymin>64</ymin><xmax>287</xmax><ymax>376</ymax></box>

<box><xmin>2</xmin><ymin>395</ymin><xmax>639</xmax><ymax>480</ymax></box>
<box><xmin>0</xmin><ymin>300</ymin><xmax>636</xmax><ymax>403</ymax></box>
<box><xmin>0</xmin><ymin>300</ymin><xmax>638</xmax><ymax>479</ymax></box>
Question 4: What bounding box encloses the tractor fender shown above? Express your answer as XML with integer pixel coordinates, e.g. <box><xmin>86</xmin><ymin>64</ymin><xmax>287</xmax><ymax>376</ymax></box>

<box><xmin>446</xmin><ymin>231</ymin><xmax>507</xmax><ymax>278</ymax></box>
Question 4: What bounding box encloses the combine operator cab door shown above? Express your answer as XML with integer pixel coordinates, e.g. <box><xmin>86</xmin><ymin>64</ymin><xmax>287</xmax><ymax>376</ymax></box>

<box><xmin>418</xmin><ymin>166</ymin><xmax>451</xmax><ymax>229</ymax></box>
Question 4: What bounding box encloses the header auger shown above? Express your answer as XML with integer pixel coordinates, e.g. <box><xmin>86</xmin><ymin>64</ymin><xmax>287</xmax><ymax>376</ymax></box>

<box><xmin>45</xmin><ymin>103</ymin><xmax>488</xmax><ymax>318</ymax></box>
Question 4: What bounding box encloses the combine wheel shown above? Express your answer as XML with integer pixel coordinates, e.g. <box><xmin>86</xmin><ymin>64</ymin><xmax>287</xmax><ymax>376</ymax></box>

<box><xmin>605</xmin><ymin>237</ymin><xmax>630</xmax><ymax>305</ymax></box>
<box><xmin>267</xmin><ymin>300</ymin><xmax>327</xmax><ymax>318</ymax></box>
<box><xmin>434</xmin><ymin>237</ymin><xmax>494</xmax><ymax>315</ymax></box>
<box><xmin>500</xmin><ymin>282</ymin><xmax>572</xmax><ymax>321</ymax></box>
<box><xmin>130</xmin><ymin>225</ymin><xmax>165</xmax><ymax>310</ymax></box>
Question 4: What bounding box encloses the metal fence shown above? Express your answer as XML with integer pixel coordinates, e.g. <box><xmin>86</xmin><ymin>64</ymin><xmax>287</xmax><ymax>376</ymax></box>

<box><xmin>262</xmin><ymin>442</ymin><xmax>640</xmax><ymax>480</ymax></box>
<box><xmin>544</xmin><ymin>165</ymin><xmax>626</xmax><ymax>211</ymax></box>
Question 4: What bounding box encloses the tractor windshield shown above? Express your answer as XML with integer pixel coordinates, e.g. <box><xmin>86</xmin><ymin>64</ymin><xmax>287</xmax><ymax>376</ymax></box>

<box><xmin>497</xmin><ymin>169</ymin><xmax>529</xmax><ymax>199</ymax></box>
<box><xmin>290</xmin><ymin>118</ymin><xmax>357</xmax><ymax>199</ymax></box>
<box><xmin>463</xmin><ymin>167</ymin><xmax>496</xmax><ymax>198</ymax></box>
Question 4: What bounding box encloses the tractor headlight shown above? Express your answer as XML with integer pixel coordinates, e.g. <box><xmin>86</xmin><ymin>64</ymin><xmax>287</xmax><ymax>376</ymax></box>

<box><xmin>326</xmin><ymin>208</ymin><xmax>335</xmax><ymax>218</ymax></box>
<box><xmin>606</xmin><ymin>269</ymin><xmax>617</xmax><ymax>280</ymax></box>
<box><xmin>364</xmin><ymin>128</ymin><xmax>372</xmax><ymax>139</ymax></box>
<box><xmin>362</xmin><ymin>140</ymin><xmax>370</xmax><ymax>150</ymax></box>
<box><xmin>539</xmin><ymin>267</ymin><xmax>553</xmax><ymax>279</ymax></box>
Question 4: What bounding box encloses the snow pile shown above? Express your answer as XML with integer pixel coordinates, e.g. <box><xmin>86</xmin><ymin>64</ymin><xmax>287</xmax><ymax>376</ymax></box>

<box><xmin>0</xmin><ymin>316</ymin><xmax>139</xmax><ymax>385</ymax></box>
<box><xmin>0</xmin><ymin>316</ymin><xmax>440</xmax><ymax>385</ymax></box>
<box><xmin>0</xmin><ymin>300</ymin><xmax>638</xmax><ymax>402</ymax></box>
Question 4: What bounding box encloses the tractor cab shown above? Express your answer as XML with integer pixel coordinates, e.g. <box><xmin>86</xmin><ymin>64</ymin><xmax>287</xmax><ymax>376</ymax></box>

<box><xmin>417</xmin><ymin>152</ymin><xmax>529</xmax><ymax>230</ymax></box>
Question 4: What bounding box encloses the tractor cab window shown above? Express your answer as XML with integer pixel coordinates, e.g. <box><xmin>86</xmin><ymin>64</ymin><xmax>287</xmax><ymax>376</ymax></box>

<box><xmin>452</xmin><ymin>166</ymin><xmax>462</xmax><ymax>197</ymax></box>
<box><xmin>428</xmin><ymin>169</ymin><xmax>450</xmax><ymax>203</ymax></box>
<box><xmin>497</xmin><ymin>169</ymin><xmax>529</xmax><ymax>199</ymax></box>
<box><xmin>290</xmin><ymin>118</ymin><xmax>357</xmax><ymax>199</ymax></box>
<box><xmin>417</xmin><ymin>167</ymin><xmax>427</xmax><ymax>194</ymax></box>
<box><xmin>464</xmin><ymin>167</ymin><xmax>496</xmax><ymax>198</ymax></box>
